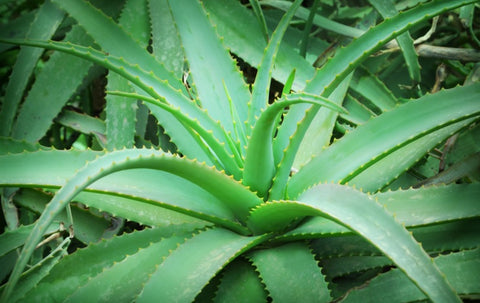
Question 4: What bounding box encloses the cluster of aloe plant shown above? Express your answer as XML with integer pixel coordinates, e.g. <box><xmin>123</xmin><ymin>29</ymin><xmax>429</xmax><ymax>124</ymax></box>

<box><xmin>0</xmin><ymin>0</ymin><xmax>479</xmax><ymax>301</ymax></box>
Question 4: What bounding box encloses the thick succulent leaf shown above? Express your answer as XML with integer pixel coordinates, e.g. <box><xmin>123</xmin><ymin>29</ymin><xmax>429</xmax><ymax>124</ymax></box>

<box><xmin>307</xmin><ymin>0</ymin><xmax>477</xmax><ymax>96</ymax></box>
<box><xmin>0</xmin><ymin>137</ymin><xmax>46</xmax><ymax>154</ymax></box>
<box><xmin>375</xmin><ymin>183</ymin><xmax>480</xmax><ymax>226</ymax></box>
<box><xmin>368</xmin><ymin>0</ymin><xmax>421</xmax><ymax>83</ymax></box>
<box><xmin>249</xmin><ymin>242</ymin><xmax>331</xmax><ymax>302</ymax></box>
<box><xmin>247</xmin><ymin>184</ymin><xmax>461</xmax><ymax>302</ymax></box>
<box><xmin>64</xmin><ymin>235</ymin><xmax>186</xmax><ymax>302</ymax></box>
<box><xmin>349</xmin><ymin>67</ymin><xmax>397</xmax><ymax>112</ymax></box>
<box><xmin>14</xmin><ymin>189</ymin><xmax>112</xmax><ymax>244</ymax></box>
<box><xmin>0</xmin><ymin>0</ymin><xmax>64</xmax><ymax>136</ymax></box>
<box><xmin>1</xmin><ymin>149</ymin><xmax>264</xmax><ymax>301</ymax></box>
<box><xmin>169</xmin><ymin>0</ymin><xmax>251</xmax><ymax>147</ymax></box>
<box><xmin>350</xmin><ymin>118</ymin><xmax>477</xmax><ymax>192</ymax></box>
<box><xmin>18</xmin><ymin>227</ymin><xmax>185</xmax><ymax>302</ymax></box>
<box><xmin>0</xmin><ymin>38</ymin><xmax>240</xmax><ymax>166</ymax></box>
<box><xmin>75</xmin><ymin>191</ymin><xmax>209</xmax><ymax>229</ymax></box>
<box><xmin>247</xmin><ymin>0</ymin><xmax>302</xmax><ymax>129</ymax></box>
<box><xmin>203</xmin><ymin>0</ymin><xmax>315</xmax><ymax>91</ymax></box>
<box><xmin>107</xmin><ymin>91</ymin><xmax>242</xmax><ymax>177</ymax></box>
<box><xmin>3</xmin><ymin>238</ymin><xmax>69</xmax><ymax>303</ymax></box>
<box><xmin>341</xmin><ymin>248</ymin><xmax>480</xmax><ymax>302</ymax></box>
<box><xmin>148</xmin><ymin>0</ymin><xmax>184</xmax><ymax>78</ymax></box>
<box><xmin>260</xmin><ymin>0</ymin><xmax>364</xmax><ymax>38</ymax></box>
<box><xmin>50</xmin><ymin>0</ymin><xmax>185</xmax><ymax>93</ymax></box>
<box><xmin>288</xmin><ymin>84</ymin><xmax>480</xmax><ymax>199</ymax></box>
<box><xmin>243</xmin><ymin>93</ymin><xmax>346</xmax><ymax>197</ymax></box>
<box><xmin>277</xmin><ymin>0</ymin><xmax>477</xmax><ymax>193</ymax></box>
<box><xmin>214</xmin><ymin>259</ymin><xmax>268</xmax><ymax>302</ymax></box>
<box><xmin>278</xmin><ymin>183</ymin><xmax>480</xmax><ymax>242</ymax></box>
<box><xmin>0</xmin><ymin>224</ymin><xmax>59</xmax><ymax>259</ymax></box>
<box><xmin>12</xmin><ymin>26</ymin><xmax>94</xmax><ymax>142</ymax></box>
<box><xmin>136</xmin><ymin>228</ymin><xmax>270</xmax><ymax>302</ymax></box>
<box><xmin>0</xmin><ymin>149</ymin><xmax>250</xmax><ymax>227</ymax></box>
<box><xmin>55</xmin><ymin>110</ymin><xmax>107</xmax><ymax>147</ymax></box>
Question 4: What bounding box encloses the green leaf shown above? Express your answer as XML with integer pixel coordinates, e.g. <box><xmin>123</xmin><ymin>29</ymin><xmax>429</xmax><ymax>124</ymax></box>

<box><xmin>341</xmin><ymin>248</ymin><xmax>480</xmax><ymax>302</ymax></box>
<box><xmin>1</xmin><ymin>149</ymin><xmax>264</xmax><ymax>302</ymax></box>
<box><xmin>65</xmin><ymin>235</ymin><xmax>186</xmax><ymax>302</ymax></box>
<box><xmin>203</xmin><ymin>0</ymin><xmax>315</xmax><ymax>91</ymax></box>
<box><xmin>243</xmin><ymin>93</ymin><xmax>346</xmax><ymax>198</ymax></box>
<box><xmin>148</xmin><ymin>0</ymin><xmax>184</xmax><ymax>78</ymax></box>
<box><xmin>50</xmin><ymin>0</ymin><xmax>185</xmax><ymax>93</ymax></box>
<box><xmin>368</xmin><ymin>0</ymin><xmax>421</xmax><ymax>83</ymax></box>
<box><xmin>247</xmin><ymin>0</ymin><xmax>302</xmax><ymax>131</ymax></box>
<box><xmin>136</xmin><ymin>228</ymin><xmax>269</xmax><ymax>303</ymax></box>
<box><xmin>169</xmin><ymin>0</ymin><xmax>251</xmax><ymax>148</ymax></box>
<box><xmin>248</xmin><ymin>184</ymin><xmax>462</xmax><ymax>302</ymax></box>
<box><xmin>214</xmin><ymin>259</ymin><xmax>268</xmax><ymax>302</ymax></box>
<box><xmin>0</xmin><ymin>0</ymin><xmax>64</xmax><ymax>136</ymax></box>
<box><xmin>19</xmin><ymin>228</ymin><xmax>183</xmax><ymax>302</ymax></box>
<box><xmin>288</xmin><ymin>84</ymin><xmax>480</xmax><ymax>198</ymax></box>
<box><xmin>249</xmin><ymin>242</ymin><xmax>331</xmax><ymax>302</ymax></box>
<box><xmin>12</xmin><ymin>26</ymin><xmax>94</xmax><ymax>142</ymax></box>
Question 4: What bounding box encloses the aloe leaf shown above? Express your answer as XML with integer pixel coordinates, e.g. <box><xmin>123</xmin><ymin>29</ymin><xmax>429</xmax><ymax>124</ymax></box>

<box><xmin>107</xmin><ymin>91</ymin><xmax>242</xmax><ymax>176</ymax></box>
<box><xmin>350</xmin><ymin>118</ymin><xmax>476</xmax><ymax>192</ymax></box>
<box><xmin>50</xmin><ymin>0</ymin><xmax>185</xmax><ymax>93</ymax></box>
<box><xmin>104</xmin><ymin>0</ymin><xmax>150</xmax><ymax>150</ymax></box>
<box><xmin>0</xmin><ymin>137</ymin><xmax>46</xmax><ymax>154</ymax></box>
<box><xmin>14</xmin><ymin>189</ymin><xmax>112</xmax><ymax>244</ymax></box>
<box><xmin>214</xmin><ymin>259</ymin><xmax>268</xmax><ymax>302</ymax></box>
<box><xmin>260</xmin><ymin>0</ymin><xmax>364</xmax><ymax>38</ymax></box>
<box><xmin>279</xmin><ymin>0</ymin><xmax>477</xmax><ymax>183</ymax></box>
<box><xmin>0</xmin><ymin>224</ymin><xmax>59</xmax><ymax>258</ymax></box>
<box><xmin>136</xmin><ymin>227</ymin><xmax>269</xmax><ymax>303</ymax></box>
<box><xmin>0</xmin><ymin>38</ymin><xmax>238</xmax><ymax>161</ymax></box>
<box><xmin>11</xmin><ymin>26</ymin><xmax>94</xmax><ymax>142</ymax></box>
<box><xmin>0</xmin><ymin>0</ymin><xmax>64</xmax><ymax>137</ymax></box>
<box><xmin>64</xmin><ymin>235</ymin><xmax>186</xmax><ymax>302</ymax></box>
<box><xmin>19</xmin><ymin>228</ymin><xmax>182</xmax><ymax>302</ymax></box>
<box><xmin>349</xmin><ymin>67</ymin><xmax>397</xmax><ymax>112</ymax></box>
<box><xmin>269</xmin><ymin>75</ymin><xmax>352</xmax><ymax>201</ymax></box>
<box><xmin>75</xmin><ymin>191</ymin><xmax>210</xmax><ymax>229</ymax></box>
<box><xmin>368</xmin><ymin>0</ymin><xmax>421</xmax><ymax>83</ymax></box>
<box><xmin>247</xmin><ymin>0</ymin><xmax>302</xmax><ymax>131</ymax></box>
<box><xmin>1</xmin><ymin>149</ymin><xmax>265</xmax><ymax>301</ymax></box>
<box><xmin>341</xmin><ymin>248</ymin><xmax>480</xmax><ymax>302</ymax></box>
<box><xmin>248</xmin><ymin>184</ymin><xmax>462</xmax><ymax>302</ymax></box>
<box><xmin>3</xmin><ymin>238</ymin><xmax>69</xmax><ymax>303</ymax></box>
<box><xmin>148</xmin><ymin>0</ymin><xmax>184</xmax><ymax>78</ymax></box>
<box><xmin>307</xmin><ymin>0</ymin><xmax>477</xmax><ymax>96</ymax></box>
<box><xmin>414</xmin><ymin>151</ymin><xmax>480</xmax><ymax>187</ymax></box>
<box><xmin>249</xmin><ymin>242</ymin><xmax>331</xmax><ymax>302</ymax></box>
<box><xmin>248</xmin><ymin>0</ymin><xmax>269</xmax><ymax>43</ymax></box>
<box><xmin>288</xmin><ymin>84</ymin><xmax>480</xmax><ymax>199</ymax></box>
<box><xmin>55</xmin><ymin>110</ymin><xmax>106</xmax><ymax>147</ymax></box>
<box><xmin>0</xmin><ymin>149</ymin><xmax>251</xmax><ymax>228</ymax></box>
<box><xmin>375</xmin><ymin>183</ymin><xmax>480</xmax><ymax>227</ymax></box>
<box><xmin>169</xmin><ymin>0</ymin><xmax>251</xmax><ymax>148</ymax></box>
<box><xmin>243</xmin><ymin>93</ymin><xmax>346</xmax><ymax>197</ymax></box>
<box><xmin>203</xmin><ymin>0</ymin><xmax>315</xmax><ymax>91</ymax></box>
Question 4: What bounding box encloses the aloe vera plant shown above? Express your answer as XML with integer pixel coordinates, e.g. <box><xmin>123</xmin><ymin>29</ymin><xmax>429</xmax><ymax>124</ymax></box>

<box><xmin>0</xmin><ymin>0</ymin><xmax>479</xmax><ymax>302</ymax></box>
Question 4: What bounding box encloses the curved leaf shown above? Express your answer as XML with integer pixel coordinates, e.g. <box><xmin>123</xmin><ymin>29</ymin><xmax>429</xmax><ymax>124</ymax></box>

<box><xmin>136</xmin><ymin>227</ymin><xmax>270</xmax><ymax>302</ymax></box>
<box><xmin>249</xmin><ymin>242</ymin><xmax>331</xmax><ymax>302</ymax></box>
<box><xmin>247</xmin><ymin>183</ymin><xmax>461</xmax><ymax>302</ymax></box>
<box><xmin>288</xmin><ymin>84</ymin><xmax>480</xmax><ymax>198</ymax></box>
<box><xmin>243</xmin><ymin>93</ymin><xmax>346</xmax><ymax>197</ymax></box>
<box><xmin>0</xmin><ymin>149</ymin><xmax>264</xmax><ymax>302</ymax></box>
<box><xmin>169</xmin><ymin>0</ymin><xmax>251</xmax><ymax>147</ymax></box>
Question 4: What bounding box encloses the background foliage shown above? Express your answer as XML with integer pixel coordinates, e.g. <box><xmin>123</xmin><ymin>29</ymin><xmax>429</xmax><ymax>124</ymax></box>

<box><xmin>0</xmin><ymin>0</ymin><xmax>479</xmax><ymax>302</ymax></box>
